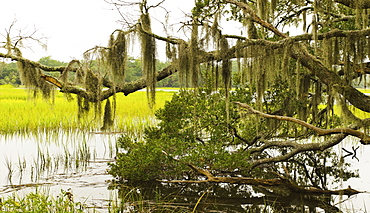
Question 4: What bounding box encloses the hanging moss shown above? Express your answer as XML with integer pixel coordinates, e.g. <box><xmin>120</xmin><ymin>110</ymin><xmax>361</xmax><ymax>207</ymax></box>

<box><xmin>101</xmin><ymin>98</ymin><xmax>114</xmax><ymax>131</ymax></box>
<box><xmin>165</xmin><ymin>41</ymin><xmax>177</xmax><ymax>61</ymax></box>
<box><xmin>17</xmin><ymin>61</ymin><xmax>53</xmax><ymax>99</ymax></box>
<box><xmin>177</xmin><ymin>42</ymin><xmax>190</xmax><ymax>87</ymax></box>
<box><xmin>79</xmin><ymin>68</ymin><xmax>102</xmax><ymax>119</ymax></box>
<box><xmin>189</xmin><ymin>23</ymin><xmax>200</xmax><ymax>88</ymax></box>
<box><xmin>311</xmin><ymin>14</ymin><xmax>318</xmax><ymax>51</ymax></box>
<box><xmin>270</xmin><ymin>0</ymin><xmax>277</xmax><ymax>15</ymax></box>
<box><xmin>220</xmin><ymin>36</ymin><xmax>231</xmax><ymax>90</ymax></box>
<box><xmin>77</xmin><ymin>95</ymin><xmax>90</xmax><ymax>119</ymax></box>
<box><xmin>333</xmin><ymin>37</ymin><xmax>340</xmax><ymax>64</ymax></box>
<box><xmin>257</xmin><ymin>0</ymin><xmax>268</xmax><ymax>21</ymax></box>
<box><xmin>140</xmin><ymin>13</ymin><xmax>156</xmax><ymax>108</ymax></box>
<box><xmin>107</xmin><ymin>31</ymin><xmax>127</xmax><ymax>86</ymax></box>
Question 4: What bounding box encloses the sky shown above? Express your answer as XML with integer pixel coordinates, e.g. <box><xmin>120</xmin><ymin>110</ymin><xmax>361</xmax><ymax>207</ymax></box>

<box><xmin>0</xmin><ymin>0</ymin><xmax>194</xmax><ymax>62</ymax></box>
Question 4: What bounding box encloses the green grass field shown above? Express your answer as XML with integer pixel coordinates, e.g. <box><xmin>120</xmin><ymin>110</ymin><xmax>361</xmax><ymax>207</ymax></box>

<box><xmin>0</xmin><ymin>85</ymin><xmax>175</xmax><ymax>135</ymax></box>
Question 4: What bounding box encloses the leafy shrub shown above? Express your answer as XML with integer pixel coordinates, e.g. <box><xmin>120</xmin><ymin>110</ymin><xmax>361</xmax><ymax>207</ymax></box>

<box><xmin>108</xmin><ymin>85</ymin><xmax>355</xmax><ymax>184</ymax></box>
<box><xmin>109</xmin><ymin>88</ymin><xmax>261</xmax><ymax>181</ymax></box>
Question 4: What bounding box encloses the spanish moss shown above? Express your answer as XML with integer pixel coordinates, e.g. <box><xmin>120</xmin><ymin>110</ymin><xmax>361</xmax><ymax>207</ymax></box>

<box><xmin>17</xmin><ymin>61</ymin><xmax>53</xmax><ymax>99</ymax></box>
<box><xmin>101</xmin><ymin>98</ymin><xmax>114</xmax><ymax>131</ymax></box>
<box><xmin>140</xmin><ymin>13</ymin><xmax>156</xmax><ymax>108</ymax></box>
<box><xmin>177</xmin><ymin>42</ymin><xmax>190</xmax><ymax>87</ymax></box>
<box><xmin>107</xmin><ymin>30</ymin><xmax>127</xmax><ymax>86</ymax></box>
<box><xmin>189</xmin><ymin>22</ymin><xmax>200</xmax><ymax>88</ymax></box>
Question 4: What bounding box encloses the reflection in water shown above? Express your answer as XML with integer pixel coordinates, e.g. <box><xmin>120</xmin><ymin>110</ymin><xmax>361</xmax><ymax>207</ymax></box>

<box><xmin>111</xmin><ymin>181</ymin><xmax>341</xmax><ymax>212</ymax></box>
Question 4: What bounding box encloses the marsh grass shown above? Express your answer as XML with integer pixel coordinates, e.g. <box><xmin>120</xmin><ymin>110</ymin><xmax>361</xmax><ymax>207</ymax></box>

<box><xmin>0</xmin><ymin>85</ymin><xmax>175</xmax><ymax>135</ymax></box>
<box><xmin>0</xmin><ymin>189</ymin><xmax>86</xmax><ymax>212</ymax></box>
<box><xmin>1</xmin><ymin>131</ymin><xmax>119</xmax><ymax>188</ymax></box>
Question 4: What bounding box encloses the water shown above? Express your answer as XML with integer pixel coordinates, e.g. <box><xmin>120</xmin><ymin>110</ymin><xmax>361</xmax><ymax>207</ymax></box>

<box><xmin>0</xmin><ymin>133</ymin><xmax>370</xmax><ymax>212</ymax></box>
<box><xmin>337</xmin><ymin>141</ymin><xmax>370</xmax><ymax>212</ymax></box>
<box><xmin>0</xmin><ymin>132</ymin><xmax>120</xmax><ymax>211</ymax></box>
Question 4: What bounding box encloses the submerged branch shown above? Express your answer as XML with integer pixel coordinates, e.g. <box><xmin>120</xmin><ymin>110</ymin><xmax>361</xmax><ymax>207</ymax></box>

<box><xmin>161</xmin><ymin>163</ymin><xmax>362</xmax><ymax>197</ymax></box>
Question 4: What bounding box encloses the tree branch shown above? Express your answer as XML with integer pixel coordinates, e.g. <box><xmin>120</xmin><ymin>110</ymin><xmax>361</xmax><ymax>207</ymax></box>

<box><xmin>335</xmin><ymin>0</ymin><xmax>370</xmax><ymax>9</ymax></box>
<box><xmin>226</xmin><ymin>0</ymin><xmax>370</xmax><ymax>113</ymax></box>
<box><xmin>0</xmin><ymin>53</ymin><xmax>76</xmax><ymax>72</ymax></box>
<box><xmin>161</xmin><ymin>163</ymin><xmax>362</xmax><ymax>197</ymax></box>
<box><xmin>234</xmin><ymin>102</ymin><xmax>370</xmax><ymax>144</ymax></box>
<box><xmin>248</xmin><ymin>134</ymin><xmax>348</xmax><ymax>168</ymax></box>
<box><xmin>226</xmin><ymin>0</ymin><xmax>288</xmax><ymax>38</ymax></box>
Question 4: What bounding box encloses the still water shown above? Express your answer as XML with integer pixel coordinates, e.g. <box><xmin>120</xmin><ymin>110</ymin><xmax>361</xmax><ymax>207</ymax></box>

<box><xmin>0</xmin><ymin>132</ymin><xmax>120</xmax><ymax>211</ymax></box>
<box><xmin>0</xmin><ymin>133</ymin><xmax>370</xmax><ymax>212</ymax></box>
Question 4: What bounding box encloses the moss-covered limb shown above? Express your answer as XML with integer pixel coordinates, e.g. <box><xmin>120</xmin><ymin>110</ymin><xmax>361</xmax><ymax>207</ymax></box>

<box><xmin>288</xmin><ymin>43</ymin><xmax>370</xmax><ymax>113</ymax></box>
<box><xmin>0</xmin><ymin>53</ymin><xmax>76</xmax><ymax>72</ymax></box>
<box><xmin>227</xmin><ymin>28</ymin><xmax>370</xmax><ymax>43</ymax></box>
<box><xmin>335</xmin><ymin>0</ymin><xmax>370</xmax><ymax>9</ymax></box>
<box><xmin>60</xmin><ymin>64</ymin><xmax>177</xmax><ymax>101</ymax></box>
<box><xmin>234</xmin><ymin>102</ymin><xmax>370</xmax><ymax>167</ymax></box>
<box><xmin>161</xmin><ymin>149</ymin><xmax>362</xmax><ymax>197</ymax></box>
<box><xmin>226</xmin><ymin>0</ymin><xmax>370</xmax><ymax>114</ymax></box>
<box><xmin>112</xmin><ymin>64</ymin><xmax>177</xmax><ymax>96</ymax></box>
<box><xmin>137</xmin><ymin>23</ymin><xmax>184</xmax><ymax>45</ymax></box>
<box><xmin>234</xmin><ymin>102</ymin><xmax>370</xmax><ymax>143</ymax></box>
<box><xmin>226</xmin><ymin>0</ymin><xmax>288</xmax><ymax>39</ymax></box>
<box><xmin>291</xmin><ymin>28</ymin><xmax>370</xmax><ymax>42</ymax></box>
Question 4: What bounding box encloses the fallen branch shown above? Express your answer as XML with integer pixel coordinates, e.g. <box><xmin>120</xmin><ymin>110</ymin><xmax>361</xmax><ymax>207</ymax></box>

<box><xmin>161</xmin><ymin>163</ymin><xmax>362</xmax><ymax>197</ymax></box>
<box><xmin>234</xmin><ymin>102</ymin><xmax>370</xmax><ymax>144</ymax></box>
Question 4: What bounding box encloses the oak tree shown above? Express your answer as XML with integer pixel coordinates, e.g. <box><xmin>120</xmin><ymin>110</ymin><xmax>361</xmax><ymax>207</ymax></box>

<box><xmin>2</xmin><ymin>0</ymin><xmax>370</xmax><ymax>209</ymax></box>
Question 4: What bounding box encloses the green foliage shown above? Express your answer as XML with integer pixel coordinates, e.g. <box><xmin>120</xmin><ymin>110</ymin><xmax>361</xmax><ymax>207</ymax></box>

<box><xmin>109</xmin><ymin>86</ymin><xmax>296</xmax><ymax>181</ymax></box>
<box><xmin>125</xmin><ymin>58</ymin><xmax>179</xmax><ymax>87</ymax></box>
<box><xmin>38</xmin><ymin>56</ymin><xmax>67</xmax><ymax>67</ymax></box>
<box><xmin>109</xmin><ymin>88</ymin><xmax>250</xmax><ymax>181</ymax></box>
<box><xmin>109</xmin><ymin>84</ymin><xmax>357</xmax><ymax>187</ymax></box>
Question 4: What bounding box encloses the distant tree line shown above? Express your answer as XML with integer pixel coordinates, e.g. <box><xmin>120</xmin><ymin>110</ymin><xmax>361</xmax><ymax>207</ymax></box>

<box><xmin>0</xmin><ymin>62</ymin><xmax>20</xmax><ymax>86</ymax></box>
<box><xmin>0</xmin><ymin>56</ymin><xmax>180</xmax><ymax>87</ymax></box>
